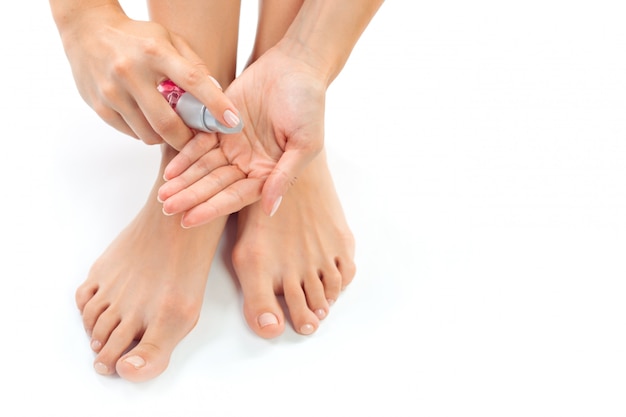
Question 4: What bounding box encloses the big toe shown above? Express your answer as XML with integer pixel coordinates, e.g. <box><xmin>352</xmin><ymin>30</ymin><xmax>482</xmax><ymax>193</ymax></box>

<box><xmin>241</xmin><ymin>284</ymin><xmax>286</xmax><ymax>339</ymax></box>
<box><xmin>115</xmin><ymin>321</ymin><xmax>192</xmax><ymax>382</ymax></box>
<box><xmin>116</xmin><ymin>342</ymin><xmax>171</xmax><ymax>383</ymax></box>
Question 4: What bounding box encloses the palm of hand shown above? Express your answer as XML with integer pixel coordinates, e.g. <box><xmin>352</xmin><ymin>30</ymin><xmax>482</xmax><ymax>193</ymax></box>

<box><xmin>159</xmin><ymin>49</ymin><xmax>326</xmax><ymax>226</ymax></box>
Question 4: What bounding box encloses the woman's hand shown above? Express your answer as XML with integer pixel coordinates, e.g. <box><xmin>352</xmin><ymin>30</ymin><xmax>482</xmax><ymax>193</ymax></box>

<box><xmin>54</xmin><ymin>3</ymin><xmax>240</xmax><ymax>150</ymax></box>
<box><xmin>157</xmin><ymin>46</ymin><xmax>327</xmax><ymax>227</ymax></box>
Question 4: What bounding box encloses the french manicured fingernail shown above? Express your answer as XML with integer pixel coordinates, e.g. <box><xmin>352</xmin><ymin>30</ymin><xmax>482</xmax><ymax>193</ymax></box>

<box><xmin>300</xmin><ymin>324</ymin><xmax>315</xmax><ymax>335</ymax></box>
<box><xmin>257</xmin><ymin>312</ymin><xmax>279</xmax><ymax>328</ymax></box>
<box><xmin>209</xmin><ymin>75</ymin><xmax>222</xmax><ymax>90</ymax></box>
<box><xmin>223</xmin><ymin>109</ymin><xmax>240</xmax><ymax>128</ymax></box>
<box><xmin>124</xmin><ymin>355</ymin><xmax>146</xmax><ymax>369</ymax></box>
<box><xmin>270</xmin><ymin>196</ymin><xmax>283</xmax><ymax>217</ymax></box>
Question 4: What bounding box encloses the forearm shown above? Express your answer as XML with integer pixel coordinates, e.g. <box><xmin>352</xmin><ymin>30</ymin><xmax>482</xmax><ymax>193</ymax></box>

<box><xmin>278</xmin><ymin>0</ymin><xmax>384</xmax><ymax>86</ymax></box>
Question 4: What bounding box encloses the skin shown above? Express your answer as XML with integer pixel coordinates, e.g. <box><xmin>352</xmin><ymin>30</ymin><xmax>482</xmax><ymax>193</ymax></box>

<box><xmin>69</xmin><ymin>0</ymin><xmax>240</xmax><ymax>382</ymax></box>
<box><xmin>231</xmin><ymin>0</ymin><xmax>356</xmax><ymax>338</ymax></box>
<box><xmin>157</xmin><ymin>0</ymin><xmax>386</xmax><ymax>221</ymax></box>
<box><xmin>51</xmin><ymin>0</ymin><xmax>378</xmax><ymax>382</ymax></box>
<box><xmin>49</xmin><ymin>0</ymin><xmax>241</xmax><ymax>151</ymax></box>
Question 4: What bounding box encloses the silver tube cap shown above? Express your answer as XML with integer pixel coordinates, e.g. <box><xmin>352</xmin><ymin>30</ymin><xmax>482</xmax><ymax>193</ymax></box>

<box><xmin>176</xmin><ymin>93</ymin><xmax>243</xmax><ymax>134</ymax></box>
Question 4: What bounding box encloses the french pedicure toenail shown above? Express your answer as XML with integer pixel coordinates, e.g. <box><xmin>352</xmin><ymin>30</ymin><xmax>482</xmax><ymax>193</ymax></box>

<box><xmin>300</xmin><ymin>324</ymin><xmax>315</xmax><ymax>335</ymax></box>
<box><xmin>90</xmin><ymin>339</ymin><xmax>102</xmax><ymax>351</ymax></box>
<box><xmin>124</xmin><ymin>355</ymin><xmax>146</xmax><ymax>369</ymax></box>
<box><xmin>94</xmin><ymin>362</ymin><xmax>108</xmax><ymax>375</ymax></box>
<box><xmin>315</xmin><ymin>309</ymin><xmax>327</xmax><ymax>320</ymax></box>
<box><xmin>257</xmin><ymin>312</ymin><xmax>279</xmax><ymax>328</ymax></box>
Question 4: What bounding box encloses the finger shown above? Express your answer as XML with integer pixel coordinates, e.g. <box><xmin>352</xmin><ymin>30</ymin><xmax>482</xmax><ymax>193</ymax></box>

<box><xmin>181</xmin><ymin>178</ymin><xmax>265</xmax><ymax>228</ymax></box>
<box><xmin>163</xmin><ymin>132</ymin><xmax>219</xmax><ymax>180</ymax></box>
<box><xmin>158</xmin><ymin>148</ymin><xmax>228</xmax><ymax>202</ymax></box>
<box><xmin>95</xmin><ymin>105</ymin><xmax>140</xmax><ymax>140</ymax></box>
<box><xmin>162</xmin><ymin>166</ymin><xmax>246</xmax><ymax>216</ymax></box>
<box><xmin>260</xmin><ymin>148</ymin><xmax>318</xmax><ymax>216</ymax></box>
<box><xmin>113</xmin><ymin>99</ymin><xmax>167</xmax><ymax>145</ymax></box>
<box><xmin>162</xmin><ymin>34</ymin><xmax>242</xmax><ymax>130</ymax></box>
<box><xmin>128</xmin><ymin>81</ymin><xmax>194</xmax><ymax>150</ymax></box>
<box><xmin>95</xmin><ymin>88</ymin><xmax>162</xmax><ymax>143</ymax></box>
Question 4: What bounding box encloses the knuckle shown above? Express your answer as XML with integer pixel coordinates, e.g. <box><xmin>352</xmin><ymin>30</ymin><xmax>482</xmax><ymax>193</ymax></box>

<box><xmin>180</xmin><ymin>65</ymin><xmax>208</xmax><ymax>87</ymax></box>
<box><xmin>110</xmin><ymin>56</ymin><xmax>133</xmax><ymax>79</ymax></box>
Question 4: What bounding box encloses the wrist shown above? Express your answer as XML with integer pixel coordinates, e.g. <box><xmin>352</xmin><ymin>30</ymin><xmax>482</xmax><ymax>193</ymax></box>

<box><xmin>51</xmin><ymin>1</ymin><xmax>126</xmax><ymax>41</ymax></box>
<box><xmin>274</xmin><ymin>36</ymin><xmax>336</xmax><ymax>88</ymax></box>
<box><xmin>277</xmin><ymin>0</ymin><xmax>384</xmax><ymax>87</ymax></box>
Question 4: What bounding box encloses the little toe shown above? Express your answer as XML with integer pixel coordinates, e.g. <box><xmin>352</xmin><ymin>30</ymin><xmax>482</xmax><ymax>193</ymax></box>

<box><xmin>75</xmin><ymin>282</ymin><xmax>98</xmax><ymax>313</ymax></box>
<box><xmin>320</xmin><ymin>267</ymin><xmax>343</xmax><ymax>307</ymax></box>
<box><xmin>283</xmin><ymin>278</ymin><xmax>320</xmax><ymax>336</ymax></box>
<box><xmin>336</xmin><ymin>256</ymin><xmax>357</xmax><ymax>290</ymax></box>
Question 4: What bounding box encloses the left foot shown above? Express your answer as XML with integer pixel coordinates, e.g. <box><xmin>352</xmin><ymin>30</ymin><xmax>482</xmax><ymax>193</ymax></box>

<box><xmin>232</xmin><ymin>150</ymin><xmax>356</xmax><ymax>338</ymax></box>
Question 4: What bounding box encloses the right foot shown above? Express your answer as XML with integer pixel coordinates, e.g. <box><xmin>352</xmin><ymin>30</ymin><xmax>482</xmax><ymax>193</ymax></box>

<box><xmin>75</xmin><ymin>149</ymin><xmax>227</xmax><ymax>382</ymax></box>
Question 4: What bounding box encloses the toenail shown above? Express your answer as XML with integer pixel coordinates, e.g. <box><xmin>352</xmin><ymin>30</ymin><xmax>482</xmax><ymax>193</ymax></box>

<box><xmin>300</xmin><ymin>324</ymin><xmax>315</xmax><ymax>335</ymax></box>
<box><xmin>123</xmin><ymin>355</ymin><xmax>146</xmax><ymax>369</ymax></box>
<box><xmin>327</xmin><ymin>299</ymin><xmax>335</xmax><ymax>306</ymax></box>
<box><xmin>90</xmin><ymin>339</ymin><xmax>102</xmax><ymax>351</ymax></box>
<box><xmin>257</xmin><ymin>312</ymin><xmax>279</xmax><ymax>328</ymax></box>
<box><xmin>315</xmin><ymin>309</ymin><xmax>327</xmax><ymax>320</ymax></box>
<box><xmin>94</xmin><ymin>362</ymin><xmax>108</xmax><ymax>375</ymax></box>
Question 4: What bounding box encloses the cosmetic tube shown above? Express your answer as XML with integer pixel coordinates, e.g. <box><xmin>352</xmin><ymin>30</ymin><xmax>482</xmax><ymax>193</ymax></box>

<box><xmin>158</xmin><ymin>80</ymin><xmax>243</xmax><ymax>134</ymax></box>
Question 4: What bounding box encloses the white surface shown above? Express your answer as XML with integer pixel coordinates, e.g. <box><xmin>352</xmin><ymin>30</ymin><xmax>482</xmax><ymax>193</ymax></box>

<box><xmin>2</xmin><ymin>1</ymin><xmax>625</xmax><ymax>416</ymax></box>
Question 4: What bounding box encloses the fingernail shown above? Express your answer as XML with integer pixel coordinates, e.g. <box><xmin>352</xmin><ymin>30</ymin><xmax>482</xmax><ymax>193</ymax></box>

<box><xmin>270</xmin><ymin>196</ymin><xmax>283</xmax><ymax>217</ymax></box>
<box><xmin>162</xmin><ymin>207</ymin><xmax>173</xmax><ymax>216</ymax></box>
<box><xmin>208</xmin><ymin>75</ymin><xmax>222</xmax><ymax>90</ymax></box>
<box><xmin>300</xmin><ymin>324</ymin><xmax>315</xmax><ymax>335</ymax></box>
<box><xmin>257</xmin><ymin>312</ymin><xmax>279</xmax><ymax>328</ymax></box>
<box><xmin>223</xmin><ymin>109</ymin><xmax>240</xmax><ymax>128</ymax></box>
<box><xmin>124</xmin><ymin>355</ymin><xmax>146</xmax><ymax>369</ymax></box>
<box><xmin>94</xmin><ymin>362</ymin><xmax>108</xmax><ymax>375</ymax></box>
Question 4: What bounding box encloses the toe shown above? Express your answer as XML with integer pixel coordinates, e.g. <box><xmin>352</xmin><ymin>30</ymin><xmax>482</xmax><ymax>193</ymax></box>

<box><xmin>336</xmin><ymin>255</ymin><xmax>357</xmax><ymax>290</ymax></box>
<box><xmin>240</xmin><ymin>277</ymin><xmax>286</xmax><ymax>339</ymax></box>
<box><xmin>90</xmin><ymin>309</ymin><xmax>121</xmax><ymax>353</ymax></box>
<box><xmin>116</xmin><ymin>322</ymin><xmax>188</xmax><ymax>383</ymax></box>
<box><xmin>75</xmin><ymin>282</ymin><xmax>98</xmax><ymax>313</ymax></box>
<box><xmin>93</xmin><ymin>320</ymin><xmax>139</xmax><ymax>376</ymax></box>
<box><xmin>81</xmin><ymin>297</ymin><xmax>109</xmax><ymax>338</ymax></box>
<box><xmin>304</xmin><ymin>272</ymin><xmax>329</xmax><ymax>320</ymax></box>
<box><xmin>283</xmin><ymin>278</ymin><xmax>320</xmax><ymax>336</ymax></box>
<box><xmin>320</xmin><ymin>266</ymin><xmax>343</xmax><ymax>306</ymax></box>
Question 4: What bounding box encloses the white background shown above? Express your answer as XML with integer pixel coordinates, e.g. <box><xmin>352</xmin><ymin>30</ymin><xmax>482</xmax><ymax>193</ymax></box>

<box><xmin>1</xmin><ymin>1</ymin><xmax>625</xmax><ymax>416</ymax></box>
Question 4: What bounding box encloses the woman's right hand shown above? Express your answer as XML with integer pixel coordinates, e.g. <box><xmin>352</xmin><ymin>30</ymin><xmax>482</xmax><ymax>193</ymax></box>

<box><xmin>54</xmin><ymin>3</ymin><xmax>239</xmax><ymax>150</ymax></box>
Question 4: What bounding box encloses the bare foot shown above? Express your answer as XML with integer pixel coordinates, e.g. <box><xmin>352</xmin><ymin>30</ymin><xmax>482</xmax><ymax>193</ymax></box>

<box><xmin>75</xmin><ymin>147</ymin><xmax>227</xmax><ymax>382</ymax></box>
<box><xmin>232</xmin><ymin>150</ymin><xmax>356</xmax><ymax>338</ymax></box>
